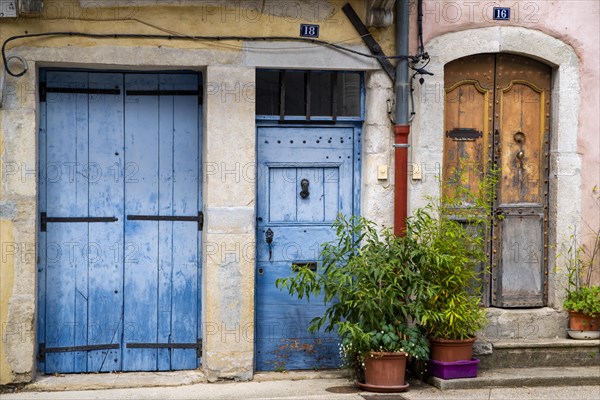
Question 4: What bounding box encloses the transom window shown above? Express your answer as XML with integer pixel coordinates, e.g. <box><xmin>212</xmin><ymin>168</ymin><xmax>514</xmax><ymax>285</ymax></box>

<box><xmin>256</xmin><ymin>70</ymin><xmax>362</xmax><ymax>121</ymax></box>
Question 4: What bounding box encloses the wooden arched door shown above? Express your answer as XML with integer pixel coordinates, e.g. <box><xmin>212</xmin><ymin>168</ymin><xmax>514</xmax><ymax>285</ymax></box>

<box><xmin>443</xmin><ymin>54</ymin><xmax>552</xmax><ymax>307</ymax></box>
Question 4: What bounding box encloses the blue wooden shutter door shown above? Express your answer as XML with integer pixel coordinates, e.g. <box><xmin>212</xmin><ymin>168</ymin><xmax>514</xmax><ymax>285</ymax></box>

<box><xmin>38</xmin><ymin>71</ymin><xmax>201</xmax><ymax>373</ymax></box>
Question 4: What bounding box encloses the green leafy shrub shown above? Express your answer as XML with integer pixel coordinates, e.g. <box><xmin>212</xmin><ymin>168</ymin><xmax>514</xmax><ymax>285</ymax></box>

<box><xmin>563</xmin><ymin>286</ymin><xmax>600</xmax><ymax>317</ymax></box>
<box><xmin>558</xmin><ymin>186</ymin><xmax>600</xmax><ymax>317</ymax></box>
<box><xmin>276</xmin><ymin>215</ymin><xmax>430</xmax><ymax>374</ymax></box>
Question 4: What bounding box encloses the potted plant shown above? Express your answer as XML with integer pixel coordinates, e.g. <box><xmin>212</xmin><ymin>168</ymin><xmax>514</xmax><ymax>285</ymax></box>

<box><xmin>339</xmin><ymin>321</ymin><xmax>429</xmax><ymax>391</ymax></box>
<box><xmin>559</xmin><ymin>187</ymin><xmax>600</xmax><ymax>338</ymax></box>
<box><xmin>409</xmin><ymin>167</ymin><xmax>495</xmax><ymax>377</ymax></box>
<box><xmin>409</xmin><ymin>206</ymin><xmax>488</xmax><ymax>363</ymax></box>
<box><xmin>276</xmin><ymin>215</ymin><xmax>429</xmax><ymax>391</ymax></box>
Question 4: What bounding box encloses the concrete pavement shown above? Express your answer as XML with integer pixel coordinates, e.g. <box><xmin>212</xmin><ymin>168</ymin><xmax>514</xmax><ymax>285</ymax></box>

<box><xmin>1</xmin><ymin>370</ymin><xmax>598</xmax><ymax>400</ymax></box>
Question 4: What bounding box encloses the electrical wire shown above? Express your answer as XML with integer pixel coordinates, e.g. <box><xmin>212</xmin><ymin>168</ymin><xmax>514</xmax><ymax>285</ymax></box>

<box><xmin>2</xmin><ymin>30</ymin><xmax>416</xmax><ymax>77</ymax></box>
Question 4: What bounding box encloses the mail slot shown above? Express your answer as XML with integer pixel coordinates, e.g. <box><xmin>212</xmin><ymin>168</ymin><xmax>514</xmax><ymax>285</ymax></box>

<box><xmin>292</xmin><ymin>262</ymin><xmax>318</xmax><ymax>272</ymax></box>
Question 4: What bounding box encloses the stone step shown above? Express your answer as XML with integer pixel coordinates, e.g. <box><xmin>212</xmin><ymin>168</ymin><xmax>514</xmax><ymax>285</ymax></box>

<box><xmin>477</xmin><ymin>339</ymin><xmax>600</xmax><ymax>369</ymax></box>
<box><xmin>428</xmin><ymin>366</ymin><xmax>600</xmax><ymax>390</ymax></box>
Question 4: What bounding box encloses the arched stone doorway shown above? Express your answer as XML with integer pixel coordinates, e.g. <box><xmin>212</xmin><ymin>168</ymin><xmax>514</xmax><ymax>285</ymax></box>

<box><xmin>411</xmin><ymin>27</ymin><xmax>580</xmax><ymax>329</ymax></box>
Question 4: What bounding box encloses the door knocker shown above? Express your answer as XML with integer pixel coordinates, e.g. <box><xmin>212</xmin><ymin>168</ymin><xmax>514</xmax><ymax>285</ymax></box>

<box><xmin>300</xmin><ymin>179</ymin><xmax>310</xmax><ymax>199</ymax></box>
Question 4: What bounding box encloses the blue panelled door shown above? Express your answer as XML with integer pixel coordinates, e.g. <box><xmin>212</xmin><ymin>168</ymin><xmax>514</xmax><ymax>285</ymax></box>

<box><xmin>255</xmin><ymin>125</ymin><xmax>359</xmax><ymax>371</ymax></box>
<box><xmin>38</xmin><ymin>70</ymin><xmax>202</xmax><ymax>373</ymax></box>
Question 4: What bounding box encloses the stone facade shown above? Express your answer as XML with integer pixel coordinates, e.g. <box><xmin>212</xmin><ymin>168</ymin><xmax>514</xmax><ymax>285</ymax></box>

<box><xmin>1</xmin><ymin>0</ymin><xmax>598</xmax><ymax>385</ymax></box>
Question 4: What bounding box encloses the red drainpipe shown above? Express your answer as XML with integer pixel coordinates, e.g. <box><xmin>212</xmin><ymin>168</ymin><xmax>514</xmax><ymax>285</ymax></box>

<box><xmin>393</xmin><ymin>125</ymin><xmax>410</xmax><ymax>236</ymax></box>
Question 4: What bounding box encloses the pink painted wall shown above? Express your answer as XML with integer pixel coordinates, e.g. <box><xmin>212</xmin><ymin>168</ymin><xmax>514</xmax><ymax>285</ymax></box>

<box><xmin>413</xmin><ymin>0</ymin><xmax>599</xmax><ymax>275</ymax></box>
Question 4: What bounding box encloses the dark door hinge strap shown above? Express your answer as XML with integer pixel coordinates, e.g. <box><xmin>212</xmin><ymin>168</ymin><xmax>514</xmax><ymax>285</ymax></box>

<box><xmin>38</xmin><ymin>343</ymin><xmax>119</xmax><ymax>362</ymax></box>
<box><xmin>40</xmin><ymin>212</ymin><xmax>118</xmax><ymax>232</ymax></box>
<box><xmin>127</xmin><ymin>338</ymin><xmax>202</xmax><ymax>358</ymax></box>
<box><xmin>127</xmin><ymin>212</ymin><xmax>204</xmax><ymax>231</ymax></box>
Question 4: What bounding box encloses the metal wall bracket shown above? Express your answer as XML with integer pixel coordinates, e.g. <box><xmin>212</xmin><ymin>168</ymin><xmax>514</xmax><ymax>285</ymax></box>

<box><xmin>342</xmin><ymin>3</ymin><xmax>396</xmax><ymax>82</ymax></box>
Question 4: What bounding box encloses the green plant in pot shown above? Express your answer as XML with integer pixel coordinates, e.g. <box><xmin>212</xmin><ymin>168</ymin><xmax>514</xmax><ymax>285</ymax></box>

<box><xmin>276</xmin><ymin>215</ymin><xmax>430</xmax><ymax>391</ymax></box>
<box><xmin>413</xmin><ymin>168</ymin><xmax>495</xmax><ymax>362</ymax></box>
<box><xmin>558</xmin><ymin>187</ymin><xmax>600</xmax><ymax>336</ymax></box>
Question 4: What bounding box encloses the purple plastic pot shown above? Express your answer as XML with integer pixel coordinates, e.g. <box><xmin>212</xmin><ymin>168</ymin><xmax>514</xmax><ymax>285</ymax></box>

<box><xmin>428</xmin><ymin>358</ymin><xmax>480</xmax><ymax>379</ymax></box>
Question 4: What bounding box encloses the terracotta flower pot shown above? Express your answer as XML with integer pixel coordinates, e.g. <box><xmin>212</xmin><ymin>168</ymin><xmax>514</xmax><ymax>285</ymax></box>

<box><xmin>568</xmin><ymin>311</ymin><xmax>600</xmax><ymax>331</ymax></box>
<box><xmin>429</xmin><ymin>337</ymin><xmax>476</xmax><ymax>362</ymax></box>
<box><xmin>361</xmin><ymin>351</ymin><xmax>408</xmax><ymax>390</ymax></box>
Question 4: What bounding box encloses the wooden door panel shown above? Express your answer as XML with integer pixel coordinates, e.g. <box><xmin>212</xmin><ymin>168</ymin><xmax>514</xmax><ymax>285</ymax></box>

<box><xmin>123</xmin><ymin>73</ymin><xmax>161</xmax><ymax>371</ymax></box>
<box><xmin>86</xmin><ymin>72</ymin><xmax>124</xmax><ymax>372</ymax></box>
<box><xmin>498</xmin><ymin>82</ymin><xmax>545</xmax><ymax>205</ymax></box>
<box><xmin>39</xmin><ymin>71</ymin><xmax>201</xmax><ymax>373</ymax></box>
<box><xmin>492</xmin><ymin>54</ymin><xmax>551</xmax><ymax>307</ymax></box>
<box><xmin>443</xmin><ymin>55</ymin><xmax>494</xmax><ymax>201</ymax></box>
<box><xmin>443</xmin><ymin>54</ymin><xmax>551</xmax><ymax>308</ymax></box>
<box><xmin>255</xmin><ymin>125</ymin><xmax>355</xmax><ymax>371</ymax></box>
<box><xmin>123</xmin><ymin>73</ymin><xmax>201</xmax><ymax>371</ymax></box>
<box><xmin>495</xmin><ymin>214</ymin><xmax>545</xmax><ymax>307</ymax></box>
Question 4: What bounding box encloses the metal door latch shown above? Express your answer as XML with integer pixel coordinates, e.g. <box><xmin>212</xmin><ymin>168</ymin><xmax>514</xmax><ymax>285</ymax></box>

<box><xmin>265</xmin><ymin>228</ymin><xmax>274</xmax><ymax>261</ymax></box>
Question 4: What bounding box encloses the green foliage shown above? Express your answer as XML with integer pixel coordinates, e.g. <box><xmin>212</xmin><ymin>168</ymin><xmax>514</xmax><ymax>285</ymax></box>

<box><xmin>412</xmin><ymin>163</ymin><xmax>496</xmax><ymax>340</ymax></box>
<box><xmin>557</xmin><ymin>186</ymin><xmax>600</xmax><ymax>316</ymax></box>
<box><xmin>275</xmin><ymin>215</ymin><xmax>430</xmax><ymax>365</ymax></box>
<box><xmin>563</xmin><ymin>286</ymin><xmax>600</xmax><ymax>317</ymax></box>
<box><xmin>276</xmin><ymin>161</ymin><xmax>497</xmax><ymax>370</ymax></box>
<box><xmin>407</xmin><ymin>207</ymin><xmax>488</xmax><ymax>340</ymax></box>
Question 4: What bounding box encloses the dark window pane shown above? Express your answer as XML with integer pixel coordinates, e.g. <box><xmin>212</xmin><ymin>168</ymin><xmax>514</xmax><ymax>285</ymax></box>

<box><xmin>310</xmin><ymin>72</ymin><xmax>333</xmax><ymax>116</ymax></box>
<box><xmin>284</xmin><ymin>71</ymin><xmax>306</xmax><ymax>116</ymax></box>
<box><xmin>256</xmin><ymin>70</ymin><xmax>280</xmax><ymax>115</ymax></box>
<box><xmin>337</xmin><ymin>72</ymin><xmax>361</xmax><ymax>116</ymax></box>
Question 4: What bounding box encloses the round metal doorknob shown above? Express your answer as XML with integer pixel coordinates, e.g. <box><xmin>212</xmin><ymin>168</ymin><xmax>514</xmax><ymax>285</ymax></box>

<box><xmin>516</xmin><ymin>151</ymin><xmax>524</xmax><ymax>160</ymax></box>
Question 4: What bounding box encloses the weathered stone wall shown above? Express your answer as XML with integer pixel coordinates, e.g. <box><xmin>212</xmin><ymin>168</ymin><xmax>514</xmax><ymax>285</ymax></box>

<box><xmin>1</xmin><ymin>0</ymin><xmax>598</xmax><ymax>385</ymax></box>
<box><xmin>0</xmin><ymin>0</ymin><xmax>387</xmax><ymax>384</ymax></box>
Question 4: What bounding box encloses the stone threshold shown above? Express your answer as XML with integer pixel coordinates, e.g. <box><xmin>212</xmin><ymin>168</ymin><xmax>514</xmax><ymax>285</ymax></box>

<box><xmin>428</xmin><ymin>366</ymin><xmax>600</xmax><ymax>390</ymax></box>
<box><xmin>22</xmin><ymin>369</ymin><xmax>350</xmax><ymax>392</ymax></box>
<box><xmin>490</xmin><ymin>338</ymin><xmax>600</xmax><ymax>349</ymax></box>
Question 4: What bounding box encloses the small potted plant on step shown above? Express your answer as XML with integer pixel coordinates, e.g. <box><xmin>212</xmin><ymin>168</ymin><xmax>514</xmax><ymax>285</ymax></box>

<box><xmin>276</xmin><ymin>215</ymin><xmax>430</xmax><ymax>392</ymax></box>
<box><xmin>559</xmin><ymin>187</ymin><xmax>600</xmax><ymax>339</ymax></box>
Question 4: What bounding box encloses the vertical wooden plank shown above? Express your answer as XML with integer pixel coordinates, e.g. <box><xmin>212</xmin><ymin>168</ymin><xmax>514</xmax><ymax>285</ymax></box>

<box><xmin>123</xmin><ymin>73</ymin><xmax>160</xmax><ymax>371</ymax></box>
<box><xmin>156</xmin><ymin>75</ymin><xmax>175</xmax><ymax>371</ymax></box>
<box><xmin>297</xmin><ymin>168</ymin><xmax>324</xmax><ymax>222</ymax></box>
<box><xmin>197</xmin><ymin>104</ymin><xmax>203</xmax><ymax>367</ymax></box>
<box><xmin>269</xmin><ymin>168</ymin><xmax>297</xmax><ymax>222</ymax></box>
<box><xmin>43</xmin><ymin>71</ymin><xmax>89</xmax><ymax>373</ymax></box>
<box><xmin>167</xmin><ymin>74</ymin><xmax>200</xmax><ymax>369</ymax></box>
<box><xmin>37</xmin><ymin>76</ymin><xmax>47</xmax><ymax>372</ymax></box>
<box><xmin>323</xmin><ymin>167</ymin><xmax>339</xmax><ymax>222</ymax></box>
<box><xmin>72</xmin><ymin>74</ymin><xmax>90</xmax><ymax>373</ymax></box>
<box><xmin>87</xmin><ymin>72</ymin><xmax>124</xmax><ymax>372</ymax></box>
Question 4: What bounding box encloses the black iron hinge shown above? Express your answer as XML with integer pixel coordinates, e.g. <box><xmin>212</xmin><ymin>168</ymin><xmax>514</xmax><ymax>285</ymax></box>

<box><xmin>126</xmin><ymin>212</ymin><xmax>203</xmax><ymax>231</ymax></box>
<box><xmin>126</xmin><ymin>338</ymin><xmax>202</xmax><ymax>358</ymax></box>
<box><xmin>40</xmin><ymin>212</ymin><xmax>118</xmax><ymax>232</ymax></box>
<box><xmin>38</xmin><ymin>343</ymin><xmax>119</xmax><ymax>362</ymax></box>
